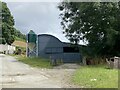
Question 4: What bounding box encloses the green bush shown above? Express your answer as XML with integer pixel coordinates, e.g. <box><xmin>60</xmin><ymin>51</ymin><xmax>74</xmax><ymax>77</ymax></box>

<box><xmin>15</xmin><ymin>46</ymin><xmax>26</xmax><ymax>55</ymax></box>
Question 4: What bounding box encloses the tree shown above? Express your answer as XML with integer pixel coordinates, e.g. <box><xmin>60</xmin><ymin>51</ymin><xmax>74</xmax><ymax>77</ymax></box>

<box><xmin>14</xmin><ymin>29</ymin><xmax>26</xmax><ymax>40</ymax></box>
<box><xmin>58</xmin><ymin>2</ymin><xmax>120</xmax><ymax>57</ymax></box>
<box><xmin>2</xmin><ymin>2</ymin><xmax>15</xmax><ymax>45</ymax></box>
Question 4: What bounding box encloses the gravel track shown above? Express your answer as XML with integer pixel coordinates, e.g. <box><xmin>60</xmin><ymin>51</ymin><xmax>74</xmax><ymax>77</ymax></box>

<box><xmin>0</xmin><ymin>54</ymin><xmax>80</xmax><ymax>88</ymax></box>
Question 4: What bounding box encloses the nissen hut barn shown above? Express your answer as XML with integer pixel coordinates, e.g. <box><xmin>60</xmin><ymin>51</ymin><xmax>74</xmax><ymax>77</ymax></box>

<box><xmin>27</xmin><ymin>30</ymin><xmax>82</xmax><ymax>63</ymax></box>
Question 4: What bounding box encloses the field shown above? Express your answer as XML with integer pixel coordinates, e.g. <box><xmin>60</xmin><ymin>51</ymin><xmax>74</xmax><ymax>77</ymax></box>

<box><xmin>72</xmin><ymin>65</ymin><xmax>118</xmax><ymax>88</ymax></box>
<box><xmin>12</xmin><ymin>40</ymin><xmax>26</xmax><ymax>48</ymax></box>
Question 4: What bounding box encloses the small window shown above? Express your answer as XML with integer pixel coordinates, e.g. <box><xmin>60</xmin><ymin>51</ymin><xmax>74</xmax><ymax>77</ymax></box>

<box><xmin>45</xmin><ymin>47</ymin><xmax>62</xmax><ymax>54</ymax></box>
<box><xmin>63</xmin><ymin>47</ymin><xmax>79</xmax><ymax>53</ymax></box>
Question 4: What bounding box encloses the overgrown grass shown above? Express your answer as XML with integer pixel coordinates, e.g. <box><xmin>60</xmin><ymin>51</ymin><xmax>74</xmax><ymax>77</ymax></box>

<box><xmin>72</xmin><ymin>65</ymin><xmax>118</xmax><ymax>88</ymax></box>
<box><xmin>17</xmin><ymin>56</ymin><xmax>52</xmax><ymax>69</ymax></box>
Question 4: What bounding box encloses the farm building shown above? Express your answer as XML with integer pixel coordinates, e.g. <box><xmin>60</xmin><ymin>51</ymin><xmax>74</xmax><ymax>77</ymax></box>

<box><xmin>26</xmin><ymin>30</ymin><xmax>82</xmax><ymax>63</ymax></box>
<box><xmin>0</xmin><ymin>44</ymin><xmax>16</xmax><ymax>54</ymax></box>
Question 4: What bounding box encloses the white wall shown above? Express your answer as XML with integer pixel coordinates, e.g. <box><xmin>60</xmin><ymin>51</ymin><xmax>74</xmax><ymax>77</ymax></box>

<box><xmin>0</xmin><ymin>44</ymin><xmax>16</xmax><ymax>54</ymax></box>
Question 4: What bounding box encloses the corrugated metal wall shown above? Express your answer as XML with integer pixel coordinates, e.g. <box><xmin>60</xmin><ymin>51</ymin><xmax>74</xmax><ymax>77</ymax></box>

<box><xmin>37</xmin><ymin>34</ymin><xmax>82</xmax><ymax>63</ymax></box>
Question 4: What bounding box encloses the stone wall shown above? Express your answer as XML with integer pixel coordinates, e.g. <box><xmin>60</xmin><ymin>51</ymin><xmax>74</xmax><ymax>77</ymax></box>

<box><xmin>106</xmin><ymin>56</ymin><xmax>120</xmax><ymax>69</ymax></box>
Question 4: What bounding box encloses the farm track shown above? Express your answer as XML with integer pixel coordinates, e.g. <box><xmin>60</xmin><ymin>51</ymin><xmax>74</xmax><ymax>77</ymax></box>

<box><xmin>0</xmin><ymin>54</ymin><xmax>80</xmax><ymax>88</ymax></box>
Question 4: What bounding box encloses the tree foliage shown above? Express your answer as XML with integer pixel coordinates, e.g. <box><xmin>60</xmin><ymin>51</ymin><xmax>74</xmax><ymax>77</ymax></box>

<box><xmin>1</xmin><ymin>2</ymin><xmax>15</xmax><ymax>45</ymax></box>
<box><xmin>58</xmin><ymin>2</ymin><xmax>120</xmax><ymax>57</ymax></box>
<box><xmin>15</xmin><ymin>29</ymin><xmax>26</xmax><ymax>40</ymax></box>
<box><xmin>1</xmin><ymin>2</ymin><xmax>26</xmax><ymax>45</ymax></box>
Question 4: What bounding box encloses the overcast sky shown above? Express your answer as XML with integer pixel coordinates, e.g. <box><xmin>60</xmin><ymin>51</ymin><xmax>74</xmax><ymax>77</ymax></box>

<box><xmin>3</xmin><ymin>0</ymin><xmax>86</xmax><ymax>44</ymax></box>
<box><xmin>4</xmin><ymin>1</ymin><xmax>70</xmax><ymax>43</ymax></box>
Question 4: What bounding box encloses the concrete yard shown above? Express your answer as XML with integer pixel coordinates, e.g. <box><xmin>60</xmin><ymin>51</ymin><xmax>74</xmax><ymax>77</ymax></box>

<box><xmin>0</xmin><ymin>54</ymin><xmax>80</xmax><ymax>88</ymax></box>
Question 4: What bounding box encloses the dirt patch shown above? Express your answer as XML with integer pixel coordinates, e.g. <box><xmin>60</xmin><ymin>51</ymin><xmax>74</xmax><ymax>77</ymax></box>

<box><xmin>45</xmin><ymin>69</ymin><xmax>80</xmax><ymax>88</ymax></box>
<box><xmin>53</xmin><ymin>63</ymin><xmax>81</xmax><ymax>69</ymax></box>
<box><xmin>38</xmin><ymin>63</ymin><xmax>81</xmax><ymax>88</ymax></box>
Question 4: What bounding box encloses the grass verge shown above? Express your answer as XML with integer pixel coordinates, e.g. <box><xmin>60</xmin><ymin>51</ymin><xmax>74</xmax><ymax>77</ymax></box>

<box><xmin>16</xmin><ymin>56</ymin><xmax>52</xmax><ymax>69</ymax></box>
<box><xmin>72</xmin><ymin>65</ymin><xmax>118</xmax><ymax>88</ymax></box>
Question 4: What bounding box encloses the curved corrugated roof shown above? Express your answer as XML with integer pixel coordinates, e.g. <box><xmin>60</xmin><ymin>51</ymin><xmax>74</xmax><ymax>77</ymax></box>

<box><xmin>38</xmin><ymin>34</ymin><xmax>62</xmax><ymax>43</ymax></box>
<box><xmin>38</xmin><ymin>34</ymin><xmax>82</xmax><ymax>46</ymax></box>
